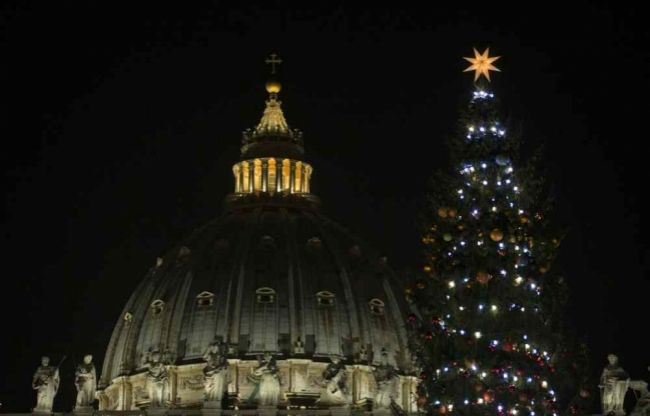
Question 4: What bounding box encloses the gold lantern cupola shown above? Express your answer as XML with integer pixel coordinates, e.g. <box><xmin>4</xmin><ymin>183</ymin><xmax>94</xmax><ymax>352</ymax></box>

<box><xmin>227</xmin><ymin>54</ymin><xmax>317</xmax><ymax>209</ymax></box>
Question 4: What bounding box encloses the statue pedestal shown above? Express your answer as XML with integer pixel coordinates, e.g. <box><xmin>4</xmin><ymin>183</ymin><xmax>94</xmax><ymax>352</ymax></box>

<box><xmin>202</xmin><ymin>401</ymin><xmax>222</xmax><ymax>416</ymax></box>
<box><xmin>330</xmin><ymin>407</ymin><xmax>351</xmax><ymax>416</ymax></box>
<box><xmin>74</xmin><ymin>406</ymin><xmax>95</xmax><ymax>416</ymax></box>
<box><xmin>257</xmin><ymin>405</ymin><xmax>277</xmax><ymax>416</ymax></box>
<box><xmin>146</xmin><ymin>406</ymin><xmax>167</xmax><ymax>416</ymax></box>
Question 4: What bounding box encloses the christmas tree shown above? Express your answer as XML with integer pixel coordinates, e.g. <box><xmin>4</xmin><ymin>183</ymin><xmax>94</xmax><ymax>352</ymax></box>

<box><xmin>407</xmin><ymin>49</ymin><xmax>573</xmax><ymax>416</ymax></box>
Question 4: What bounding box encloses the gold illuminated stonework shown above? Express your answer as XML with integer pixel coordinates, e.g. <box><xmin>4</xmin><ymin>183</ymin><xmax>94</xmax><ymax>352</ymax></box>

<box><xmin>255</xmin><ymin>94</ymin><xmax>290</xmax><ymax>135</ymax></box>
<box><xmin>232</xmin><ymin>158</ymin><xmax>313</xmax><ymax>195</ymax></box>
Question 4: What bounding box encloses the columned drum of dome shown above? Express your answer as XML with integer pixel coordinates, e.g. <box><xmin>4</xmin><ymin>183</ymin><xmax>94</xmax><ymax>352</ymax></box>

<box><xmin>97</xmin><ymin>58</ymin><xmax>417</xmax><ymax>415</ymax></box>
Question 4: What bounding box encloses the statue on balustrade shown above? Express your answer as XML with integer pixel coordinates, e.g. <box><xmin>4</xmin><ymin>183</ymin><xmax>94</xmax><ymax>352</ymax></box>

<box><xmin>316</xmin><ymin>355</ymin><xmax>349</xmax><ymax>406</ymax></box>
<box><xmin>248</xmin><ymin>352</ymin><xmax>281</xmax><ymax>406</ymax></box>
<box><xmin>74</xmin><ymin>354</ymin><xmax>96</xmax><ymax>408</ymax></box>
<box><xmin>32</xmin><ymin>356</ymin><xmax>61</xmax><ymax>413</ymax></box>
<box><xmin>143</xmin><ymin>350</ymin><xmax>169</xmax><ymax>407</ymax></box>
<box><xmin>374</xmin><ymin>349</ymin><xmax>398</xmax><ymax>409</ymax></box>
<box><xmin>203</xmin><ymin>341</ymin><xmax>230</xmax><ymax>404</ymax></box>
<box><xmin>600</xmin><ymin>354</ymin><xmax>630</xmax><ymax>416</ymax></box>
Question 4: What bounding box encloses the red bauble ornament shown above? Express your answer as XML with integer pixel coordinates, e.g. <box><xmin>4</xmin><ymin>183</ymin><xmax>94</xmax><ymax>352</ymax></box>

<box><xmin>508</xmin><ymin>385</ymin><xmax>517</xmax><ymax>393</ymax></box>
<box><xmin>483</xmin><ymin>390</ymin><xmax>495</xmax><ymax>403</ymax></box>
<box><xmin>502</xmin><ymin>342</ymin><xmax>513</xmax><ymax>352</ymax></box>
<box><xmin>407</xmin><ymin>313</ymin><xmax>417</xmax><ymax>323</ymax></box>
<box><xmin>417</xmin><ymin>395</ymin><xmax>428</xmax><ymax>407</ymax></box>
<box><xmin>431</xmin><ymin>316</ymin><xmax>441</xmax><ymax>324</ymax></box>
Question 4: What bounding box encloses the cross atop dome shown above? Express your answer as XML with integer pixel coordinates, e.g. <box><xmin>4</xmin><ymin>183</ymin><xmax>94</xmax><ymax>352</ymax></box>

<box><xmin>265</xmin><ymin>53</ymin><xmax>283</xmax><ymax>75</ymax></box>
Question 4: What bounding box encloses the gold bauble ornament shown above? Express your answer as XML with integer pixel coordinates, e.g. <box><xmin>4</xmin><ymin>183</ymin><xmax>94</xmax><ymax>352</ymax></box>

<box><xmin>448</xmin><ymin>208</ymin><xmax>458</xmax><ymax>218</ymax></box>
<box><xmin>423</xmin><ymin>265</ymin><xmax>432</xmax><ymax>273</ymax></box>
<box><xmin>490</xmin><ymin>228</ymin><xmax>504</xmax><ymax>242</ymax></box>
<box><xmin>437</xmin><ymin>207</ymin><xmax>448</xmax><ymax>218</ymax></box>
<box><xmin>405</xmin><ymin>287</ymin><xmax>414</xmax><ymax>295</ymax></box>
<box><xmin>508</xmin><ymin>235</ymin><xmax>516</xmax><ymax>243</ymax></box>
<box><xmin>519</xmin><ymin>215</ymin><xmax>529</xmax><ymax>224</ymax></box>
<box><xmin>539</xmin><ymin>265</ymin><xmax>549</xmax><ymax>274</ymax></box>
<box><xmin>477</xmin><ymin>271</ymin><xmax>492</xmax><ymax>284</ymax></box>
<box><xmin>443</xmin><ymin>233</ymin><xmax>453</xmax><ymax>242</ymax></box>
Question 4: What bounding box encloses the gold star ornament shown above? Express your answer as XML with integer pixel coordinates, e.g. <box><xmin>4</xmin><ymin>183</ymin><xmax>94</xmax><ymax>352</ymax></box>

<box><xmin>463</xmin><ymin>47</ymin><xmax>501</xmax><ymax>82</ymax></box>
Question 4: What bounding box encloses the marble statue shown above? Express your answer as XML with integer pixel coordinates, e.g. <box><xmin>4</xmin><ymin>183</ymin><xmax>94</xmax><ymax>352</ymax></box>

<box><xmin>373</xmin><ymin>350</ymin><xmax>398</xmax><ymax>409</ymax></box>
<box><xmin>248</xmin><ymin>352</ymin><xmax>281</xmax><ymax>406</ymax></box>
<box><xmin>629</xmin><ymin>366</ymin><xmax>650</xmax><ymax>416</ymax></box>
<box><xmin>74</xmin><ymin>354</ymin><xmax>97</xmax><ymax>408</ymax></box>
<box><xmin>600</xmin><ymin>354</ymin><xmax>630</xmax><ymax>416</ymax></box>
<box><xmin>32</xmin><ymin>356</ymin><xmax>60</xmax><ymax>413</ymax></box>
<box><xmin>316</xmin><ymin>355</ymin><xmax>348</xmax><ymax>406</ymax></box>
<box><xmin>202</xmin><ymin>341</ymin><xmax>229</xmax><ymax>404</ymax></box>
<box><xmin>143</xmin><ymin>350</ymin><xmax>169</xmax><ymax>407</ymax></box>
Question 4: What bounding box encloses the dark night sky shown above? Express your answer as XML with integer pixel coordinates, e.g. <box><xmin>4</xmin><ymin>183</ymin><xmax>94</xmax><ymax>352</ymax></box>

<box><xmin>2</xmin><ymin>2</ymin><xmax>649</xmax><ymax>412</ymax></box>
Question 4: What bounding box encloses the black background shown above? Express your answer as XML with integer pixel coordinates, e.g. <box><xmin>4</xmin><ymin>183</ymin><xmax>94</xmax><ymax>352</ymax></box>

<box><xmin>2</xmin><ymin>2</ymin><xmax>649</xmax><ymax>412</ymax></box>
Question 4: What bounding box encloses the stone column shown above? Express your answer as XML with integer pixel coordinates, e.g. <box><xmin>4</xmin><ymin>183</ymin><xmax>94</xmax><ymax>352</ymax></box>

<box><xmin>114</xmin><ymin>376</ymin><xmax>133</xmax><ymax>411</ymax></box>
<box><xmin>167</xmin><ymin>366</ymin><xmax>178</xmax><ymax>408</ymax></box>
<box><xmin>239</xmin><ymin>163</ymin><xmax>245</xmax><ymax>193</ymax></box>
<box><xmin>262</xmin><ymin>160</ymin><xmax>268</xmax><ymax>193</ymax></box>
<box><xmin>248</xmin><ymin>161</ymin><xmax>254</xmax><ymax>193</ymax></box>
<box><xmin>289</xmin><ymin>161</ymin><xmax>296</xmax><ymax>194</ymax></box>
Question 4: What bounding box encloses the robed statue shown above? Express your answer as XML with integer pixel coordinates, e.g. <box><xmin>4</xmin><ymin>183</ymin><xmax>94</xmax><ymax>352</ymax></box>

<box><xmin>373</xmin><ymin>350</ymin><xmax>398</xmax><ymax>409</ymax></box>
<box><xmin>143</xmin><ymin>350</ymin><xmax>169</xmax><ymax>407</ymax></box>
<box><xmin>32</xmin><ymin>356</ymin><xmax>61</xmax><ymax>413</ymax></box>
<box><xmin>202</xmin><ymin>341</ymin><xmax>229</xmax><ymax>404</ymax></box>
<box><xmin>315</xmin><ymin>355</ymin><xmax>349</xmax><ymax>406</ymax></box>
<box><xmin>248</xmin><ymin>352</ymin><xmax>281</xmax><ymax>406</ymax></box>
<box><xmin>74</xmin><ymin>354</ymin><xmax>97</xmax><ymax>408</ymax></box>
<box><xmin>600</xmin><ymin>354</ymin><xmax>630</xmax><ymax>416</ymax></box>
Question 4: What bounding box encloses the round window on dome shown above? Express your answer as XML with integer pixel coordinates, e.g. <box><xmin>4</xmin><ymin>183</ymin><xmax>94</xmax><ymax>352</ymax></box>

<box><xmin>151</xmin><ymin>299</ymin><xmax>165</xmax><ymax>316</ymax></box>
<box><xmin>256</xmin><ymin>287</ymin><xmax>276</xmax><ymax>303</ymax></box>
<box><xmin>196</xmin><ymin>291</ymin><xmax>215</xmax><ymax>308</ymax></box>
<box><xmin>369</xmin><ymin>298</ymin><xmax>385</xmax><ymax>315</ymax></box>
<box><xmin>316</xmin><ymin>291</ymin><xmax>335</xmax><ymax>306</ymax></box>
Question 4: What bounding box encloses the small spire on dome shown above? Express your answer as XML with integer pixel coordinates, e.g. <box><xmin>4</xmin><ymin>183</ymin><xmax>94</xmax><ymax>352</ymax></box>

<box><xmin>256</xmin><ymin>53</ymin><xmax>290</xmax><ymax>135</ymax></box>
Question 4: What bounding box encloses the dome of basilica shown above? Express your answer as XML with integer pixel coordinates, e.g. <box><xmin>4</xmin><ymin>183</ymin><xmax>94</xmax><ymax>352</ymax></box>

<box><xmin>97</xmin><ymin>64</ymin><xmax>417</xmax><ymax>414</ymax></box>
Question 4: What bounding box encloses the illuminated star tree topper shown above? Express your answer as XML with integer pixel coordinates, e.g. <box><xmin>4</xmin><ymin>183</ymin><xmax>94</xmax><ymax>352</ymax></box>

<box><xmin>463</xmin><ymin>47</ymin><xmax>501</xmax><ymax>82</ymax></box>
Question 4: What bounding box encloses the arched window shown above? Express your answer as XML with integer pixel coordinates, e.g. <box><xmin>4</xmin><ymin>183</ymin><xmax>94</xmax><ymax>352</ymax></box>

<box><xmin>369</xmin><ymin>298</ymin><xmax>385</xmax><ymax>316</ymax></box>
<box><xmin>196</xmin><ymin>291</ymin><xmax>215</xmax><ymax>308</ymax></box>
<box><xmin>316</xmin><ymin>291</ymin><xmax>335</xmax><ymax>306</ymax></box>
<box><xmin>307</xmin><ymin>236</ymin><xmax>322</xmax><ymax>249</ymax></box>
<box><xmin>256</xmin><ymin>287</ymin><xmax>276</xmax><ymax>304</ymax></box>
<box><xmin>151</xmin><ymin>299</ymin><xmax>165</xmax><ymax>316</ymax></box>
